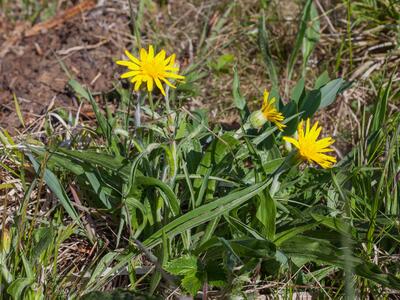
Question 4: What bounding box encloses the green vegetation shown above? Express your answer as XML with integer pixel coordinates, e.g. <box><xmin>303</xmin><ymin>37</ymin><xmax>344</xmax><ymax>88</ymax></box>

<box><xmin>1</xmin><ymin>0</ymin><xmax>399</xmax><ymax>298</ymax></box>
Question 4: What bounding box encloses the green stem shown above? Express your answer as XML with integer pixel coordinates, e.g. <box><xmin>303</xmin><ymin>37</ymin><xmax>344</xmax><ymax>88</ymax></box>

<box><xmin>135</xmin><ymin>92</ymin><xmax>142</xmax><ymax>128</ymax></box>
<box><xmin>148</xmin><ymin>92</ymin><xmax>154</xmax><ymax>119</ymax></box>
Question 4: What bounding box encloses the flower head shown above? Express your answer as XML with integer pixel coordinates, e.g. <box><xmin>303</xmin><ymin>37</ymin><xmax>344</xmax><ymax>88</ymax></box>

<box><xmin>283</xmin><ymin>119</ymin><xmax>336</xmax><ymax>169</ymax></box>
<box><xmin>250</xmin><ymin>89</ymin><xmax>286</xmax><ymax>131</ymax></box>
<box><xmin>116</xmin><ymin>45</ymin><xmax>185</xmax><ymax>96</ymax></box>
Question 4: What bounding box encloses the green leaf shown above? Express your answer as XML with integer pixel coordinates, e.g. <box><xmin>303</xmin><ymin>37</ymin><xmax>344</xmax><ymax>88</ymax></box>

<box><xmin>314</xmin><ymin>71</ymin><xmax>330</xmax><ymax>89</ymax></box>
<box><xmin>232</xmin><ymin>66</ymin><xmax>246</xmax><ymax>110</ymax></box>
<box><xmin>258</xmin><ymin>12</ymin><xmax>278</xmax><ymax>87</ymax></box>
<box><xmin>13</xmin><ymin>93</ymin><xmax>25</xmax><ymax>128</ymax></box>
<box><xmin>69</xmin><ymin>79</ymin><xmax>113</xmax><ymax>145</ymax></box>
<box><xmin>81</xmin><ymin>289</ymin><xmax>159</xmax><ymax>300</ymax></box>
<box><xmin>68</xmin><ymin>79</ymin><xmax>91</xmax><ymax>101</ymax></box>
<box><xmin>229</xmin><ymin>239</ymin><xmax>276</xmax><ymax>258</ymax></box>
<box><xmin>7</xmin><ymin>278</ymin><xmax>32</xmax><ymax>300</ymax></box>
<box><xmin>28</xmin><ymin>155</ymin><xmax>82</xmax><ymax>228</ymax></box>
<box><xmin>290</xmin><ymin>78</ymin><xmax>305</xmax><ymax>103</ymax></box>
<box><xmin>319</xmin><ymin>78</ymin><xmax>344</xmax><ymax>108</ymax></box>
<box><xmin>371</xmin><ymin>71</ymin><xmax>394</xmax><ymax>131</ymax></box>
<box><xmin>298</xmin><ymin>89</ymin><xmax>321</xmax><ymax>119</ymax></box>
<box><xmin>32</xmin><ymin>226</ymin><xmax>55</xmax><ymax>262</ymax></box>
<box><xmin>144</xmin><ymin>180</ymin><xmax>270</xmax><ymax>249</ymax></box>
<box><xmin>165</xmin><ymin>255</ymin><xmax>198</xmax><ymax>276</ymax></box>
<box><xmin>209</xmin><ymin>54</ymin><xmax>234</xmax><ymax>72</ymax></box>
<box><xmin>302</xmin><ymin>3</ymin><xmax>320</xmax><ymax>71</ymax></box>
<box><xmin>194</xmin><ymin>133</ymin><xmax>240</xmax><ymax>205</ymax></box>
<box><xmin>286</xmin><ymin>0</ymin><xmax>313</xmax><ymax>87</ymax></box>
<box><xmin>280</xmin><ymin>235</ymin><xmax>400</xmax><ymax>289</ymax></box>
<box><xmin>281</xmin><ymin>101</ymin><xmax>299</xmax><ymax>135</ymax></box>
<box><xmin>181</xmin><ymin>273</ymin><xmax>202</xmax><ymax>296</ymax></box>
<box><xmin>256</xmin><ymin>191</ymin><xmax>276</xmax><ymax>240</ymax></box>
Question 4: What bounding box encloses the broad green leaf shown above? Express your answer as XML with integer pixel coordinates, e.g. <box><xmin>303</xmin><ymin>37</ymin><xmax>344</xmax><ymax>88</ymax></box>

<box><xmin>181</xmin><ymin>273</ymin><xmax>202</xmax><ymax>296</ymax></box>
<box><xmin>32</xmin><ymin>226</ymin><xmax>55</xmax><ymax>262</ymax></box>
<box><xmin>281</xmin><ymin>100</ymin><xmax>299</xmax><ymax>136</ymax></box>
<box><xmin>298</xmin><ymin>89</ymin><xmax>321</xmax><ymax>119</ymax></box>
<box><xmin>319</xmin><ymin>78</ymin><xmax>344</xmax><ymax>108</ymax></box>
<box><xmin>290</xmin><ymin>78</ymin><xmax>305</xmax><ymax>103</ymax></box>
<box><xmin>256</xmin><ymin>191</ymin><xmax>276</xmax><ymax>240</ymax></box>
<box><xmin>7</xmin><ymin>278</ymin><xmax>32</xmax><ymax>300</ymax></box>
<box><xmin>314</xmin><ymin>71</ymin><xmax>330</xmax><ymax>89</ymax></box>
<box><xmin>164</xmin><ymin>256</ymin><xmax>197</xmax><ymax>276</ymax></box>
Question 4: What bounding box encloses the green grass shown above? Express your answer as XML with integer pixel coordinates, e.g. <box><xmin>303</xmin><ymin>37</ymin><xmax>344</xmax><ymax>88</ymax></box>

<box><xmin>1</xmin><ymin>0</ymin><xmax>400</xmax><ymax>298</ymax></box>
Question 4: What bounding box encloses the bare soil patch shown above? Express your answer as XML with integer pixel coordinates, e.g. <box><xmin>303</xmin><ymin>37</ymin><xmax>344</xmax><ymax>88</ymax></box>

<box><xmin>0</xmin><ymin>4</ymin><xmax>130</xmax><ymax>134</ymax></box>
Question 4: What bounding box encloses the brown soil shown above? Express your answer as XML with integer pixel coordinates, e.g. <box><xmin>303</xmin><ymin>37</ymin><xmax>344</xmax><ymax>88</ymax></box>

<box><xmin>0</xmin><ymin>5</ymin><xmax>130</xmax><ymax>135</ymax></box>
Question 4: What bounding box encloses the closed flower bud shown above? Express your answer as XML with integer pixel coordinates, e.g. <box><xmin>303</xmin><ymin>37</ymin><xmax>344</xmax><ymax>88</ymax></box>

<box><xmin>249</xmin><ymin>110</ymin><xmax>267</xmax><ymax>128</ymax></box>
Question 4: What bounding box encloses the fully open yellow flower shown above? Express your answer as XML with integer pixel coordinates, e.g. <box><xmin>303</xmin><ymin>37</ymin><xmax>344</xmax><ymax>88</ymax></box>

<box><xmin>116</xmin><ymin>46</ymin><xmax>185</xmax><ymax>96</ymax></box>
<box><xmin>283</xmin><ymin>119</ymin><xmax>336</xmax><ymax>169</ymax></box>
<box><xmin>250</xmin><ymin>89</ymin><xmax>286</xmax><ymax>130</ymax></box>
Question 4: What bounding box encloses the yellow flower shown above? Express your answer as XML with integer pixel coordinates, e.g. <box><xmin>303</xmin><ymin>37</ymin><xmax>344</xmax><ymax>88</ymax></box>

<box><xmin>116</xmin><ymin>45</ymin><xmax>185</xmax><ymax>96</ymax></box>
<box><xmin>250</xmin><ymin>89</ymin><xmax>286</xmax><ymax>131</ymax></box>
<box><xmin>283</xmin><ymin>119</ymin><xmax>336</xmax><ymax>169</ymax></box>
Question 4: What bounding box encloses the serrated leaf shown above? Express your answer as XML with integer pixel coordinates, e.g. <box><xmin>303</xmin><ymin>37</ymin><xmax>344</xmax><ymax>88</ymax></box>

<box><xmin>181</xmin><ymin>273</ymin><xmax>202</xmax><ymax>296</ymax></box>
<box><xmin>165</xmin><ymin>255</ymin><xmax>198</xmax><ymax>276</ymax></box>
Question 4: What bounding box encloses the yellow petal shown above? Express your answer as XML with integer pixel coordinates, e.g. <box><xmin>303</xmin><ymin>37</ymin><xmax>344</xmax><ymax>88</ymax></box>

<box><xmin>147</xmin><ymin>78</ymin><xmax>154</xmax><ymax>92</ymax></box>
<box><xmin>134</xmin><ymin>80</ymin><xmax>142</xmax><ymax>91</ymax></box>
<box><xmin>165</xmin><ymin>54</ymin><xmax>176</xmax><ymax>66</ymax></box>
<box><xmin>163</xmin><ymin>72</ymin><xmax>185</xmax><ymax>80</ymax></box>
<box><xmin>140</xmin><ymin>48</ymin><xmax>147</xmax><ymax>61</ymax></box>
<box><xmin>155</xmin><ymin>49</ymin><xmax>166</xmax><ymax>61</ymax></box>
<box><xmin>121</xmin><ymin>71</ymin><xmax>140</xmax><ymax>78</ymax></box>
<box><xmin>116</xmin><ymin>60</ymin><xmax>139</xmax><ymax>70</ymax></box>
<box><xmin>160</xmin><ymin>77</ymin><xmax>176</xmax><ymax>89</ymax></box>
<box><xmin>283</xmin><ymin>136</ymin><xmax>300</xmax><ymax>149</ymax></box>
<box><xmin>298</xmin><ymin>120</ymin><xmax>305</xmax><ymax>140</ymax></box>
<box><xmin>124</xmin><ymin>50</ymin><xmax>141</xmax><ymax>65</ymax></box>
<box><xmin>306</xmin><ymin>118</ymin><xmax>311</xmax><ymax>134</ymax></box>
<box><xmin>148</xmin><ymin>45</ymin><xmax>154</xmax><ymax>60</ymax></box>
<box><xmin>154</xmin><ymin>77</ymin><xmax>166</xmax><ymax>96</ymax></box>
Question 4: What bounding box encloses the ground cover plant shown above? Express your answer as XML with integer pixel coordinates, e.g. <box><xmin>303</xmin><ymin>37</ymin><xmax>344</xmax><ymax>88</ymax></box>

<box><xmin>0</xmin><ymin>0</ymin><xmax>399</xmax><ymax>299</ymax></box>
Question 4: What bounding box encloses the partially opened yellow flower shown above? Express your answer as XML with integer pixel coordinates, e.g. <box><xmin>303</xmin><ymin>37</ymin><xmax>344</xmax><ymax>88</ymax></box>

<box><xmin>283</xmin><ymin>119</ymin><xmax>336</xmax><ymax>169</ymax></box>
<box><xmin>250</xmin><ymin>89</ymin><xmax>286</xmax><ymax>131</ymax></box>
<box><xmin>116</xmin><ymin>45</ymin><xmax>185</xmax><ymax>96</ymax></box>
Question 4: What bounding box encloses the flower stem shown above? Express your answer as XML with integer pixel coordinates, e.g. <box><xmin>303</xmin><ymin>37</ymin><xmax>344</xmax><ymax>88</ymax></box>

<box><xmin>148</xmin><ymin>91</ymin><xmax>154</xmax><ymax>119</ymax></box>
<box><xmin>135</xmin><ymin>91</ymin><xmax>141</xmax><ymax>128</ymax></box>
